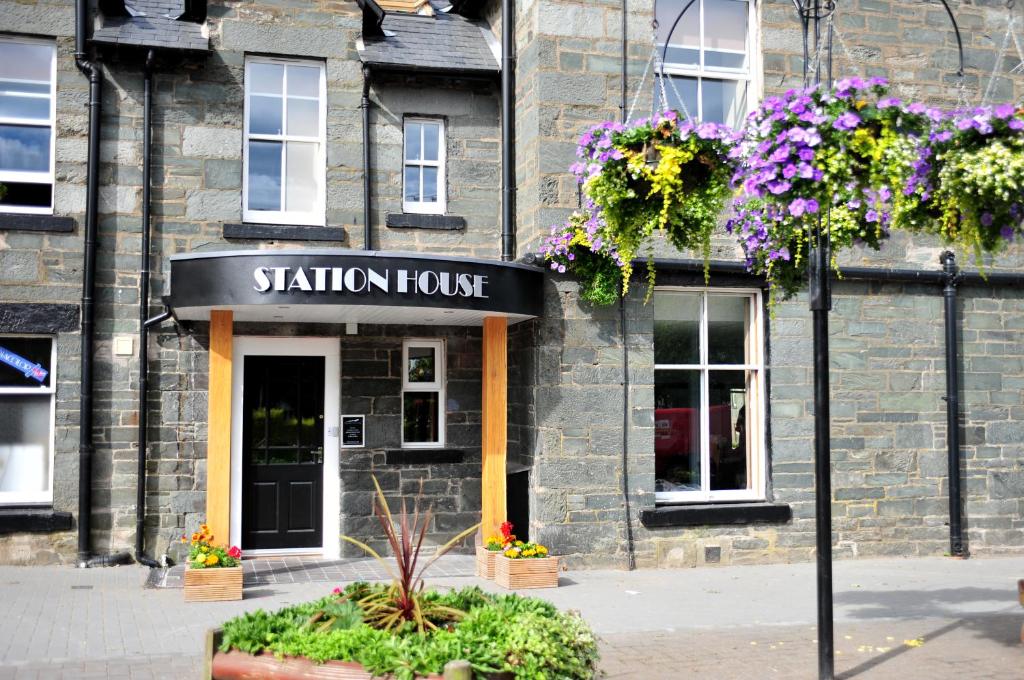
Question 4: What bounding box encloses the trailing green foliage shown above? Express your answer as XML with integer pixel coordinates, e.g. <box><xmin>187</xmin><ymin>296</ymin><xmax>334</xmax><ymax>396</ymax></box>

<box><xmin>219</xmin><ymin>584</ymin><xmax>600</xmax><ymax>680</ymax></box>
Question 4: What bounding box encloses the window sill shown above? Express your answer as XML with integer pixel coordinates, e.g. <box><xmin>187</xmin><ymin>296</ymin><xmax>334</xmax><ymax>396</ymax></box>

<box><xmin>386</xmin><ymin>213</ymin><xmax>465</xmax><ymax>231</ymax></box>
<box><xmin>0</xmin><ymin>508</ymin><xmax>73</xmax><ymax>534</ymax></box>
<box><xmin>0</xmin><ymin>213</ymin><xmax>75</xmax><ymax>233</ymax></box>
<box><xmin>224</xmin><ymin>223</ymin><xmax>346</xmax><ymax>242</ymax></box>
<box><xmin>385</xmin><ymin>449</ymin><xmax>464</xmax><ymax>465</ymax></box>
<box><xmin>640</xmin><ymin>502</ymin><xmax>791</xmax><ymax>528</ymax></box>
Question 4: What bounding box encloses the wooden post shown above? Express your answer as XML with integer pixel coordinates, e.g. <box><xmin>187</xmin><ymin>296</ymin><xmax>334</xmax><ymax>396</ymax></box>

<box><xmin>206</xmin><ymin>310</ymin><xmax>233</xmax><ymax>545</ymax></box>
<box><xmin>481</xmin><ymin>316</ymin><xmax>508</xmax><ymax>539</ymax></box>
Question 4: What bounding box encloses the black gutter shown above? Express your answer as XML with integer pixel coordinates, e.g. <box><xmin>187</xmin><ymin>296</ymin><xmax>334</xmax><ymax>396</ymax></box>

<box><xmin>500</xmin><ymin>0</ymin><xmax>515</xmax><ymax>261</ymax></box>
<box><xmin>618</xmin><ymin>0</ymin><xmax>635</xmax><ymax>572</ymax></box>
<box><xmin>75</xmin><ymin>0</ymin><xmax>108</xmax><ymax>567</ymax></box>
<box><xmin>135</xmin><ymin>50</ymin><xmax>162</xmax><ymax>570</ymax></box>
<box><xmin>940</xmin><ymin>252</ymin><xmax>967</xmax><ymax>558</ymax></box>
<box><xmin>361</xmin><ymin>65</ymin><xmax>372</xmax><ymax>250</ymax></box>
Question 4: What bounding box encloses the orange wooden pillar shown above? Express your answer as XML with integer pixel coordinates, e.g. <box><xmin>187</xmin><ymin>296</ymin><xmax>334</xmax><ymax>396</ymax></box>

<box><xmin>481</xmin><ymin>316</ymin><xmax>508</xmax><ymax>538</ymax></box>
<box><xmin>206</xmin><ymin>310</ymin><xmax>233</xmax><ymax>544</ymax></box>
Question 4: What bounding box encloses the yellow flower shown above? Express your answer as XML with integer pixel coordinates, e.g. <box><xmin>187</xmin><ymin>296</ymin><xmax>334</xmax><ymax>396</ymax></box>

<box><xmin>538</xmin><ymin>545</ymin><xmax>548</xmax><ymax>555</ymax></box>
<box><xmin>193</xmin><ymin>555</ymin><xmax>205</xmax><ymax>564</ymax></box>
<box><xmin>200</xmin><ymin>545</ymin><xmax>208</xmax><ymax>553</ymax></box>
<box><xmin>205</xmin><ymin>554</ymin><xmax>219</xmax><ymax>566</ymax></box>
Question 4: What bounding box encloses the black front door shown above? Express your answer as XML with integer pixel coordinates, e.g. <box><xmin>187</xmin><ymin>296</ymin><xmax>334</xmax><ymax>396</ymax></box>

<box><xmin>242</xmin><ymin>355</ymin><xmax>325</xmax><ymax>550</ymax></box>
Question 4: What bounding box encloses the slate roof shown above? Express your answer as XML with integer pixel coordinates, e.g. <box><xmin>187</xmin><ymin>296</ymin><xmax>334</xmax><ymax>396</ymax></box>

<box><xmin>359</xmin><ymin>10</ymin><xmax>499</xmax><ymax>76</ymax></box>
<box><xmin>92</xmin><ymin>0</ymin><xmax>209</xmax><ymax>53</ymax></box>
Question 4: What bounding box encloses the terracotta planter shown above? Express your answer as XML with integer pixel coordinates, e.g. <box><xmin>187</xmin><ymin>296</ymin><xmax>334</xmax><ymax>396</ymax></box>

<box><xmin>494</xmin><ymin>555</ymin><xmax>559</xmax><ymax>589</ymax></box>
<box><xmin>476</xmin><ymin>545</ymin><xmax>500</xmax><ymax>579</ymax></box>
<box><xmin>185</xmin><ymin>565</ymin><xmax>243</xmax><ymax>602</ymax></box>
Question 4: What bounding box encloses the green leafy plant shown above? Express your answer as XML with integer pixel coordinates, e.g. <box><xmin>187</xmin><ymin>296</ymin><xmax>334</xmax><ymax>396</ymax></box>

<box><xmin>541</xmin><ymin>212</ymin><xmax>625</xmax><ymax>306</ymax></box>
<box><xmin>565</xmin><ymin>112</ymin><xmax>739</xmax><ymax>300</ymax></box>
<box><xmin>180</xmin><ymin>522</ymin><xmax>241</xmax><ymax>568</ymax></box>
<box><xmin>501</xmin><ymin>540</ymin><xmax>550</xmax><ymax>559</ymax></box>
<box><xmin>339</xmin><ymin>476</ymin><xmax>479</xmax><ymax>633</ymax></box>
<box><xmin>219</xmin><ymin>585</ymin><xmax>600</xmax><ymax>680</ymax></box>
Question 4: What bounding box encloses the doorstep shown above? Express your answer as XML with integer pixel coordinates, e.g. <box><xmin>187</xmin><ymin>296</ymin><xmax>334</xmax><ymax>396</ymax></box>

<box><xmin>146</xmin><ymin>554</ymin><xmax>476</xmax><ymax>588</ymax></box>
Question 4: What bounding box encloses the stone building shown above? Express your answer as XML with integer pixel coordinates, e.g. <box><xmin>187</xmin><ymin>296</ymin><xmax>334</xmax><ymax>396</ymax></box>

<box><xmin>0</xmin><ymin>0</ymin><xmax>1022</xmax><ymax>568</ymax></box>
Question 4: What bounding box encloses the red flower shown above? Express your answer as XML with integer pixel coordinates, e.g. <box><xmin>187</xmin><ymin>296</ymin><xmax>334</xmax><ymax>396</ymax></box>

<box><xmin>500</xmin><ymin>521</ymin><xmax>514</xmax><ymax>540</ymax></box>
<box><xmin>227</xmin><ymin>546</ymin><xmax>242</xmax><ymax>559</ymax></box>
<box><xmin>332</xmin><ymin>587</ymin><xmax>342</xmax><ymax>595</ymax></box>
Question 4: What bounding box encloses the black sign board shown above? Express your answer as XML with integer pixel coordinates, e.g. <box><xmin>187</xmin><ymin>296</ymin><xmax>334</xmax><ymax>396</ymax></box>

<box><xmin>341</xmin><ymin>415</ymin><xmax>365</xmax><ymax>448</ymax></box>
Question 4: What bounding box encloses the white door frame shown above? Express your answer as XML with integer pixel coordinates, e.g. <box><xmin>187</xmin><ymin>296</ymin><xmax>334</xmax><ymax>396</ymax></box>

<box><xmin>230</xmin><ymin>336</ymin><xmax>341</xmax><ymax>558</ymax></box>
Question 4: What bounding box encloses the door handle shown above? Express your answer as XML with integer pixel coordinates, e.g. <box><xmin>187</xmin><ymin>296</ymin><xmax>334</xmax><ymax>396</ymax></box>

<box><xmin>312</xmin><ymin>447</ymin><xmax>324</xmax><ymax>464</ymax></box>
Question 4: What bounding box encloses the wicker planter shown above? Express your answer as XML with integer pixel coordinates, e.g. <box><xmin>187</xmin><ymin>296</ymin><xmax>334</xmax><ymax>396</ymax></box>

<box><xmin>476</xmin><ymin>546</ymin><xmax>500</xmax><ymax>579</ymax></box>
<box><xmin>494</xmin><ymin>555</ymin><xmax>559</xmax><ymax>589</ymax></box>
<box><xmin>185</xmin><ymin>566</ymin><xmax>243</xmax><ymax>602</ymax></box>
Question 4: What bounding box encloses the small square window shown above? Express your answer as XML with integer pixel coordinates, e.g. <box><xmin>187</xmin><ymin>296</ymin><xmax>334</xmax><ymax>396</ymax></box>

<box><xmin>401</xmin><ymin>340</ymin><xmax>444</xmax><ymax>447</ymax></box>
<box><xmin>403</xmin><ymin>118</ymin><xmax>445</xmax><ymax>215</ymax></box>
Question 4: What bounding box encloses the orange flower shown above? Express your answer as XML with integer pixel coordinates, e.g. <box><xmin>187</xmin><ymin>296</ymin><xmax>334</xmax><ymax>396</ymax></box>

<box><xmin>190</xmin><ymin>532</ymin><xmax>200</xmax><ymax>542</ymax></box>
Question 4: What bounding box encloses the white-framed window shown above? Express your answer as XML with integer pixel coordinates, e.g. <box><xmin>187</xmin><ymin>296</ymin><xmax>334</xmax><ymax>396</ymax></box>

<box><xmin>402</xmin><ymin>118</ymin><xmax>445</xmax><ymax>214</ymax></box>
<box><xmin>401</xmin><ymin>339</ymin><xmax>445</xmax><ymax>448</ymax></box>
<box><xmin>0</xmin><ymin>335</ymin><xmax>56</xmax><ymax>505</ymax></box>
<box><xmin>655</xmin><ymin>0</ymin><xmax>757</xmax><ymax>128</ymax></box>
<box><xmin>653</xmin><ymin>289</ymin><xmax>765</xmax><ymax>503</ymax></box>
<box><xmin>0</xmin><ymin>37</ymin><xmax>57</xmax><ymax>214</ymax></box>
<box><xmin>243</xmin><ymin>56</ymin><xmax>327</xmax><ymax>226</ymax></box>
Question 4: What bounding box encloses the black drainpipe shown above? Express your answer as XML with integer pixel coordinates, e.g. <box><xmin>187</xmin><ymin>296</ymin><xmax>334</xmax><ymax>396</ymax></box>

<box><xmin>618</xmin><ymin>0</ymin><xmax>635</xmax><ymax>572</ymax></box>
<box><xmin>361</xmin><ymin>65</ymin><xmax>372</xmax><ymax>251</ymax></box>
<box><xmin>134</xmin><ymin>50</ymin><xmax>166</xmax><ymax>569</ymax></box>
<box><xmin>940</xmin><ymin>251</ymin><xmax>967</xmax><ymax>557</ymax></box>
<box><xmin>75</xmin><ymin>0</ymin><xmax>132</xmax><ymax>567</ymax></box>
<box><xmin>500</xmin><ymin>0</ymin><xmax>515</xmax><ymax>261</ymax></box>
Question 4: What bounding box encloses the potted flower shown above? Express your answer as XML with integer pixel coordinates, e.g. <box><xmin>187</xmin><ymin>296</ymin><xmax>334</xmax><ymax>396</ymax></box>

<box><xmin>494</xmin><ymin>539</ymin><xmax>559</xmax><ymax>590</ymax></box>
<box><xmin>476</xmin><ymin>521</ymin><xmax>515</xmax><ymax>579</ymax></box>
<box><xmin>182</xmin><ymin>524</ymin><xmax>243</xmax><ymax>602</ymax></box>
<box><xmin>541</xmin><ymin>211</ymin><xmax>626</xmax><ymax>306</ymax></box>
<box><xmin>898</xmin><ymin>102</ymin><xmax>1024</xmax><ymax>258</ymax></box>
<box><xmin>729</xmin><ymin>77</ymin><xmax>933</xmax><ymax>303</ymax></box>
<box><xmin>557</xmin><ymin>112</ymin><xmax>738</xmax><ymax>301</ymax></box>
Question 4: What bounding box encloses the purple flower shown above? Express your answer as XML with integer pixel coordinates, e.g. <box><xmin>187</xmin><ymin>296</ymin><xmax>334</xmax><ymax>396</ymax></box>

<box><xmin>767</xmin><ymin>180</ymin><xmax>792</xmax><ymax>195</ymax></box>
<box><xmin>798</xmin><ymin>147</ymin><xmax>816</xmax><ymax>162</ymax></box>
<box><xmin>932</xmin><ymin>130</ymin><xmax>953</xmax><ymax>143</ymax></box>
<box><xmin>878</xmin><ymin>97</ymin><xmax>902</xmax><ymax>109</ymax></box>
<box><xmin>981</xmin><ymin>212</ymin><xmax>994</xmax><ymax>227</ymax></box>
<box><xmin>805</xmin><ymin>198</ymin><xmax>820</xmax><ymax>214</ymax></box>
<box><xmin>907</xmin><ymin>102</ymin><xmax>927</xmax><ymax>115</ymax></box>
<box><xmin>868</xmin><ymin>76</ymin><xmax>889</xmax><ymax>87</ymax></box>
<box><xmin>1001</xmin><ymin>225</ymin><xmax>1015</xmax><ymax>240</ymax></box>
<box><xmin>696</xmin><ymin>123</ymin><xmax>719</xmax><ymax>139</ymax></box>
<box><xmin>865</xmin><ymin>209</ymin><xmax>879</xmax><ymax>223</ymax></box>
<box><xmin>1009</xmin><ymin>119</ymin><xmax>1024</xmax><ymax>131</ymax></box>
<box><xmin>782</xmin><ymin>164</ymin><xmax>798</xmax><ymax>179</ymax></box>
<box><xmin>789</xmin><ymin>197</ymin><xmax>809</xmax><ymax>216</ymax></box>
<box><xmin>994</xmin><ymin>103</ymin><xmax>1016</xmax><ymax>119</ymax></box>
<box><xmin>833</xmin><ymin>111</ymin><xmax>862</xmax><ymax>131</ymax></box>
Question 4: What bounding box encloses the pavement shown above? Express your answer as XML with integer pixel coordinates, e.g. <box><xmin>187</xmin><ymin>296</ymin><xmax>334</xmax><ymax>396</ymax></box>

<box><xmin>0</xmin><ymin>554</ymin><xmax>1020</xmax><ymax>679</ymax></box>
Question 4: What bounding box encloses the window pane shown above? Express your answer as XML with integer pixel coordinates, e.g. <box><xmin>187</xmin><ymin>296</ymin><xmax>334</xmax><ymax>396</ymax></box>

<box><xmin>422</xmin><ymin>123</ymin><xmax>440</xmax><ymax>161</ymax></box>
<box><xmin>0</xmin><ymin>395</ymin><xmax>52</xmax><ymax>495</ymax></box>
<box><xmin>405</xmin><ymin>123</ymin><xmax>422</xmax><ymax>161</ymax></box>
<box><xmin>403</xmin><ymin>392</ymin><xmax>439</xmax><ymax>443</ymax></box>
<box><xmin>702</xmin><ymin>78</ymin><xmax>747</xmax><ymax>127</ymax></box>
<box><xmin>0</xmin><ymin>124</ymin><xmax>50</xmax><ymax>172</ymax></box>
<box><xmin>654</xmin><ymin>292</ymin><xmax>700</xmax><ymax>364</ymax></box>
<box><xmin>285</xmin><ymin>142</ymin><xmax>317</xmax><ymax>213</ymax></box>
<box><xmin>249</xmin><ymin>62</ymin><xmax>284</xmax><ymax>95</ymax></box>
<box><xmin>707</xmin><ymin>295</ymin><xmax>749</xmax><ymax>364</ymax></box>
<box><xmin>422</xmin><ymin>167</ymin><xmax>439</xmax><ymax>203</ymax></box>
<box><xmin>0</xmin><ymin>182</ymin><xmax>51</xmax><ymax>209</ymax></box>
<box><xmin>0</xmin><ymin>43</ymin><xmax>52</xmax><ymax>82</ymax></box>
<box><xmin>286</xmin><ymin>98</ymin><xmax>319</xmax><ymax>137</ymax></box>
<box><xmin>404</xmin><ymin>166</ymin><xmax>421</xmax><ymax>202</ymax></box>
<box><xmin>656</xmin><ymin>0</ymin><xmax>700</xmax><ymax>49</ymax></box>
<box><xmin>286</xmin><ymin>65</ymin><xmax>320</xmax><ymax>97</ymax></box>
<box><xmin>704</xmin><ymin>51</ymin><xmax>747</xmax><ymax>70</ymax></box>
<box><xmin>654</xmin><ymin>370</ymin><xmax>701</xmax><ymax>493</ymax></box>
<box><xmin>663</xmin><ymin>76</ymin><xmax>698</xmax><ymax>118</ymax></box>
<box><xmin>249</xmin><ymin>95</ymin><xmax>282</xmax><ymax>135</ymax></box>
<box><xmin>0</xmin><ymin>338</ymin><xmax>52</xmax><ymax>388</ymax></box>
<box><xmin>704</xmin><ymin>0</ymin><xmax>747</xmax><ymax>53</ymax></box>
<box><xmin>248</xmin><ymin>141</ymin><xmax>282</xmax><ymax>211</ymax></box>
<box><xmin>709</xmin><ymin>370</ymin><xmax>749</xmax><ymax>491</ymax></box>
<box><xmin>0</xmin><ymin>90</ymin><xmax>50</xmax><ymax>120</ymax></box>
<box><xmin>407</xmin><ymin>347</ymin><xmax>436</xmax><ymax>383</ymax></box>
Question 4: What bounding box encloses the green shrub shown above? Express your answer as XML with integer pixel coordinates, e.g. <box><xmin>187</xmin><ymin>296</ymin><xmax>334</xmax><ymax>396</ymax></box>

<box><xmin>219</xmin><ymin>585</ymin><xmax>599</xmax><ymax>679</ymax></box>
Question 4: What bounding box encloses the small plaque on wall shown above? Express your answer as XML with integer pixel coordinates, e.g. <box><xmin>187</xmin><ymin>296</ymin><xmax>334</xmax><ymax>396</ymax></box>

<box><xmin>341</xmin><ymin>415</ymin><xmax>365</xmax><ymax>448</ymax></box>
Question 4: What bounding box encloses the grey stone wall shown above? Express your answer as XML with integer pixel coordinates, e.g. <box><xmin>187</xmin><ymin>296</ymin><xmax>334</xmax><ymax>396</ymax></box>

<box><xmin>511</xmin><ymin>0</ymin><xmax>1024</xmax><ymax>567</ymax></box>
<box><xmin>337</xmin><ymin>325</ymin><xmax>483</xmax><ymax>557</ymax></box>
